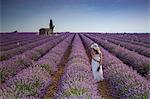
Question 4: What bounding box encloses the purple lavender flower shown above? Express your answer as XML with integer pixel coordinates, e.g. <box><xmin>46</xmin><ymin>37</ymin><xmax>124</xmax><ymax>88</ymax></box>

<box><xmin>80</xmin><ymin>34</ymin><xmax>149</xmax><ymax>98</ymax></box>
<box><xmin>54</xmin><ymin>34</ymin><xmax>103</xmax><ymax>98</ymax></box>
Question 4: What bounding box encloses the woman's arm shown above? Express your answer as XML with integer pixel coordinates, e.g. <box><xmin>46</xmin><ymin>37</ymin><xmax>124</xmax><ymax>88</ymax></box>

<box><xmin>100</xmin><ymin>51</ymin><xmax>103</xmax><ymax>64</ymax></box>
<box><xmin>91</xmin><ymin>49</ymin><xmax>95</xmax><ymax>58</ymax></box>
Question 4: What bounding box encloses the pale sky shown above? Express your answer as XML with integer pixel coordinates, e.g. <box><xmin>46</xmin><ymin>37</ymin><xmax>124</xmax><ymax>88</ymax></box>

<box><xmin>1</xmin><ymin>0</ymin><xmax>150</xmax><ymax>33</ymax></box>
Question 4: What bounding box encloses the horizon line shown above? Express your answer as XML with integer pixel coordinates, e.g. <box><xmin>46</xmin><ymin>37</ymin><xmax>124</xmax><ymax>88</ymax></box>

<box><xmin>0</xmin><ymin>31</ymin><xmax>150</xmax><ymax>34</ymax></box>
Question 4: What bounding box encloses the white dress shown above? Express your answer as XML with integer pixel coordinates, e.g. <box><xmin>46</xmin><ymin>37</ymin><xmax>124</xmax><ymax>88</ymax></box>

<box><xmin>91</xmin><ymin>54</ymin><xmax>104</xmax><ymax>82</ymax></box>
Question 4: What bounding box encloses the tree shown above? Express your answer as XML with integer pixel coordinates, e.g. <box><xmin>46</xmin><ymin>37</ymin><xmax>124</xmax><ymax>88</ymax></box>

<box><xmin>50</xmin><ymin>19</ymin><xmax>55</xmax><ymax>30</ymax></box>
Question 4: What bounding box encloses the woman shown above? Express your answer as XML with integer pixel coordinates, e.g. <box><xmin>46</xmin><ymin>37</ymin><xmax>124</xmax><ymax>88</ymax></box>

<box><xmin>91</xmin><ymin>43</ymin><xmax>104</xmax><ymax>82</ymax></box>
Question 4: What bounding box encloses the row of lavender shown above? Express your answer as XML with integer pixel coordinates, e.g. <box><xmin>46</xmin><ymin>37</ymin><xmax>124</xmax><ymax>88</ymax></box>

<box><xmin>100</xmin><ymin>33</ymin><xmax>150</xmax><ymax>48</ymax></box>
<box><xmin>0</xmin><ymin>35</ymin><xmax>49</xmax><ymax>51</ymax></box>
<box><xmin>102</xmin><ymin>33</ymin><xmax>150</xmax><ymax>44</ymax></box>
<box><xmin>0</xmin><ymin>35</ymin><xmax>73</xmax><ymax>99</ymax></box>
<box><xmin>85</xmin><ymin>34</ymin><xmax>150</xmax><ymax>78</ymax></box>
<box><xmin>35</xmin><ymin>34</ymin><xmax>74</xmax><ymax>76</ymax></box>
<box><xmin>0</xmin><ymin>34</ymin><xmax>61</xmax><ymax>61</ymax></box>
<box><xmin>54</xmin><ymin>34</ymin><xmax>103</xmax><ymax>98</ymax></box>
<box><xmin>0</xmin><ymin>34</ymin><xmax>69</xmax><ymax>83</ymax></box>
<box><xmin>0</xmin><ymin>32</ymin><xmax>38</xmax><ymax>45</ymax></box>
<box><xmin>0</xmin><ymin>34</ymin><xmax>74</xmax><ymax>98</ymax></box>
<box><xmin>80</xmin><ymin>34</ymin><xmax>149</xmax><ymax>98</ymax></box>
<box><xmin>100</xmin><ymin>36</ymin><xmax>150</xmax><ymax>57</ymax></box>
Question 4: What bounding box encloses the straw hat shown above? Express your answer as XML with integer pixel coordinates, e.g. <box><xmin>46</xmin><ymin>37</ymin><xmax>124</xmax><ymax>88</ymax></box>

<box><xmin>90</xmin><ymin>43</ymin><xmax>100</xmax><ymax>53</ymax></box>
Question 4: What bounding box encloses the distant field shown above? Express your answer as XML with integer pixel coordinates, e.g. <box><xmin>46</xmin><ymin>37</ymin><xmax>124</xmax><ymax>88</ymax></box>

<box><xmin>0</xmin><ymin>32</ymin><xmax>149</xmax><ymax>99</ymax></box>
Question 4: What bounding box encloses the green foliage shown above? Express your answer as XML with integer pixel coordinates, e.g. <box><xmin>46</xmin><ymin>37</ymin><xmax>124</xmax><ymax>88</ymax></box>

<box><xmin>50</xmin><ymin>19</ymin><xmax>55</xmax><ymax>30</ymax></box>
<box><xmin>0</xmin><ymin>54</ymin><xmax>9</xmax><ymax>61</ymax></box>
<box><xmin>139</xmin><ymin>63</ymin><xmax>150</xmax><ymax>76</ymax></box>
<box><xmin>40</xmin><ymin>64</ymin><xmax>51</xmax><ymax>74</ymax></box>
<box><xmin>36</xmin><ymin>49</ymin><xmax>43</xmax><ymax>55</ymax></box>
<box><xmin>129</xmin><ymin>95</ymin><xmax>148</xmax><ymax>99</ymax></box>
<box><xmin>86</xmin><ymin>95</ymin><xmax>90</xmax><ymax>99</ymax></box>
<box><xmin>0</xmin><ymin>70</ymin><xmax>6</xmax><ymax>83</ymax></box>
<box><xmin>64</xmin><ymin>87</ymin><xmax>87</xmax><ymax>97</ymax></box>
<box><xmin>14</xmin><ymin>77</ymin><xmax>41</xmax><ymax>96</ymax></box>
<box><xmin>142</xmin><ymin>95</ymin><xmax>148</xmax><ymax>99</ymax></box>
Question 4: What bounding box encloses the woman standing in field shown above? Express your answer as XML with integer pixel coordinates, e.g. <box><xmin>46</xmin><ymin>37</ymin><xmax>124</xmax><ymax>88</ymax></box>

<box><xmin>91</xmin><ymin>43</ymin><xmax>104</xmax><ymax>82</ymax></box>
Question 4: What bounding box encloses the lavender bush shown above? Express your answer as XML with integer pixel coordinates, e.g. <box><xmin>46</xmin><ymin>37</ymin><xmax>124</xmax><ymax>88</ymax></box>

<box><xmin>85</xmin><ymin>34</ymin><xmax>150</xmax><ymax>77</ymax></box>
<box><xmin>0</xmin><ymin>34</ymin><xmax>69</xmax><ymax>83</ymax></box>
<box><xmin>54</xmin><ymin>34</ymin><xmax>103</xmax><ymax>99</ymax></box>
<box><xmin>114</xmin><ymin>33</ymin><xmax>150</xmax><ymax>44</ymax></box>
<box><xmin>0</xmin><ymin>33</ymin><xmax>41</xmax><ymax>46</ymax></box>
<box><xmin>34</xmin><ymin>34</ymin><xmax>74</xmax><ymax>75</ymax></box>
<box><xmin>0</xmin><ymin>35</ymin><xmax>49</xmax><ymax>51</ymax></box>
<box><xmin>101</xmin><ymin>33</ymin><xmax>150</xmax><ymax>48</ymax></box>
<box><xmin>0</xmin><ymin>65</ymin><xmax>52</xmax><ymax>98</ymax></box>
<box><xmin>80</xmin><ymin>34</ymin><xmax>149</xmax><ymax>98</ymax></box>
<box><xmin>0</xmin><ymin>35</ymin><xmax>57</xmax><ymax>61</ymax></box>
<box><xmin>101</xmin><ymin>37</ymin><xmax>150</xmax><ymax>57</ymax></box>
<box><xmin>0</xmin><ymin>34</ymin><xmax>74</xmax><ymax>98</ymax></box>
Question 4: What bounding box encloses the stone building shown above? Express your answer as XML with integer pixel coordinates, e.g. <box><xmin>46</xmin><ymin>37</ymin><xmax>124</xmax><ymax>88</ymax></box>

<box><xmin>39</xmin><ymin>19</ymin><xmax>55</xmax><ymax>35</ymax></box>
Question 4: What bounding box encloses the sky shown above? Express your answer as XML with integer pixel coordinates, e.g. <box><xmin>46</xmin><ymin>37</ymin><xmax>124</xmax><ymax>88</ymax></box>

<box><xmin>1</xmin><ymin>0</ymin><xmax>150</xmax><ymax>33</ymax></box>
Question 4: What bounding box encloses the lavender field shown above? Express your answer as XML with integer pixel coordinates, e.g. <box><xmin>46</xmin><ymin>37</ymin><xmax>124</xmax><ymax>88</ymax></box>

<box><xmin>0</xmin><ymin>32</ymin><xmax>150</xmax><ymax>99</ymax></box>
